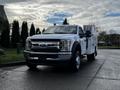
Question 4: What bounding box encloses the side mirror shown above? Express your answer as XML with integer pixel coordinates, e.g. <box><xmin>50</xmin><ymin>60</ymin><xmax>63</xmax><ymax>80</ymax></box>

<box><xmin>85</xmin><ymin>31</ymin><xmax>91</xmax><ymax>37</ymax></box>
<box><xmin>79</xmin><ymin>34</ymin><xmax>85</xmax><ymax>38</ymax></box>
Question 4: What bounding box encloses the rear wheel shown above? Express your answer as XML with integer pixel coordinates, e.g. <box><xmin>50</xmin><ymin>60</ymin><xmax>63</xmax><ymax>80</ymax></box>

<box><xmin>70</xmin><ymin>50</ymin><xmax>81</xmax><ymax>72</ymax></box>
<box><xmin>87</xmin><ymin>53</ymin><xmax>95</xmax><ymax>62</ymax></box>
<box><xmin>87</xmin><ymin>47</ymin><xmax>97</xmax><ymax>62</ymax></box>
<box><xmin>95</xmin><ymin>48</ymin><xmax>97</xmax><ymax>56</ymax></box>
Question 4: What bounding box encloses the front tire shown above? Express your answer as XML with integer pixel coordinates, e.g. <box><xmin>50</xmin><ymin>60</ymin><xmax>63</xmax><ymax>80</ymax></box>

<box><xmin>26</xmin><ymin>62</ymin><xmax>37</xmax><ymax>69</ymax></box>
<box><xmin>70</xmin><ymin>50</ymin><xmax>81</xmax><ymax>72</ymax></box>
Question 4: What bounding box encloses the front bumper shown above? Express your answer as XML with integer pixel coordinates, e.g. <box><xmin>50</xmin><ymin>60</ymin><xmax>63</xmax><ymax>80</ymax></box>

<box><xmin>24</xmin><ymin>50</ymin><xmax>72</xmax><ymax>65</ymax></box>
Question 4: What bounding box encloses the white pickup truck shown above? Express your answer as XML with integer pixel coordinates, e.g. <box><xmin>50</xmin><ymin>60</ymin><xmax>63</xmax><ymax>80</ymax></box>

<box><xmin>24</xmin><ymin>25</ymin><xmax>97</xmax><ymax>71</ymax></box>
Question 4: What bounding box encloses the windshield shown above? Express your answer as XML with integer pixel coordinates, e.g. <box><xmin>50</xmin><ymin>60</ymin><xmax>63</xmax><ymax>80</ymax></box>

<box><xmin>43</xmin><ymin>26</ymin><xmax>77</xmax><ymax>34</ymax></box>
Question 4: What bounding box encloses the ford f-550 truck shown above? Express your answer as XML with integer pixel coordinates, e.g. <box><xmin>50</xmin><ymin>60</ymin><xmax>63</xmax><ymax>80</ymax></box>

<box><xmin>24</xmin><ymin>25</ymin><xmax>97</xmax><ymax>71</ymax></box>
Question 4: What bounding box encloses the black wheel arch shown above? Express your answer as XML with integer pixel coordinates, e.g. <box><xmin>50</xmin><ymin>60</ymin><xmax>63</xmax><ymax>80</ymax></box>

<box><xmin>71</xmin><ymin>41</ymin><xmax>81</xmax><ymax>54</ymax></box>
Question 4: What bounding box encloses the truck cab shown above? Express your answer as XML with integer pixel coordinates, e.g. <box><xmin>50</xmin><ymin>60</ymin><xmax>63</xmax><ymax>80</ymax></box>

<box><xmin>24</xmin><ymin>25</ymin><xmax>97</xmax><ymax>71</ymax></box>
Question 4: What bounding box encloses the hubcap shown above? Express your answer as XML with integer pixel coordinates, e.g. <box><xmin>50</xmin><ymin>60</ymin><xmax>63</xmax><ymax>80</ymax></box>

<box><xmin>75</xmin><ymin>52</ymin><xmax>80</xmax><ymax>69</ymax></box>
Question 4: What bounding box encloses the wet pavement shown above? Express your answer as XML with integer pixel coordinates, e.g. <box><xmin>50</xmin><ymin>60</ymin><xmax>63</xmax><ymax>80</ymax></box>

<box><xmin>0</xmin><ymin>49</ymin><xmax>120</xmax><ymax>90</ymax></box>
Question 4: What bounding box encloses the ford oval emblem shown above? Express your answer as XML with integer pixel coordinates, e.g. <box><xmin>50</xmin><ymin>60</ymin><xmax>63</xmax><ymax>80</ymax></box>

<box><xmin>40</xmin><ymin>44</ymin><xmax>47</xmax><ymax>47</ymax></box>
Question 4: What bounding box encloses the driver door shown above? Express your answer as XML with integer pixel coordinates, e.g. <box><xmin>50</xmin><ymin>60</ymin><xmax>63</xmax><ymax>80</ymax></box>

<box><xmin>78</xmin><ymin>27</ymin><xmax>86</xmax><ymax>54</ymax></box>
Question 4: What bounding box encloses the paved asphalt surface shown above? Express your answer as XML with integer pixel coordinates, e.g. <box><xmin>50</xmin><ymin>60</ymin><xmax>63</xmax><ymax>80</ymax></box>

<box><xmin>0</xmin><ymin>49</ymin><xmax>120</xmax><ymax>90</ymax></box>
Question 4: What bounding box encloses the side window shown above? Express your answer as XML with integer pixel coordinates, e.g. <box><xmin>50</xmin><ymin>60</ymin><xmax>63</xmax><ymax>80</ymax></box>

<box><xmin>79</xmin><ymin>27</ymin><xmax>84</xmax><ymax>35</ymax></box>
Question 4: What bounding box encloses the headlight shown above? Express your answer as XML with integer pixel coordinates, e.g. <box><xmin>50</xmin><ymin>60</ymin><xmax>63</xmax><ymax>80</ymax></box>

<box><xmin>25</xmin><ymin>39</ymin><xmax>32</xmax><ymax>50</ymax></box>
<box><xmin>59</xmin><ymin>40</ymin><xmax>71</xmax><ymax>51</ymax></box>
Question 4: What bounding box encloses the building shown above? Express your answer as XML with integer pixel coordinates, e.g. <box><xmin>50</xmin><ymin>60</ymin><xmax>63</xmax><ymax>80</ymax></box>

<box><xmin>0</xmin><ymin>5</ymin><xmax>9</xmax><ymax>34</ymax></box>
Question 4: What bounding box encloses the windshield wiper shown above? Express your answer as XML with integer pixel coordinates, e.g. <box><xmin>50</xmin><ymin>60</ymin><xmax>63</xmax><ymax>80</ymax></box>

<box><xmin>55</xmin><ymin>32</ymin><xmax>66</xmax><ymax>34</ymax></box>
<box><xmin>43</xmin><ymin>33</ymin><xmax>53</xmax><ymax>34</ymax></box>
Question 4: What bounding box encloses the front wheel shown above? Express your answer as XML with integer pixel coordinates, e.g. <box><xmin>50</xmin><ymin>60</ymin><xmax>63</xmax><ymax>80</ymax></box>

<box><xmin>26</xmin><ymin>62</ymin><xmax>37</xmax><ymax>69</ymax></box>
<box><xmin>70</xmin><ymin>51</ymin><xmax>81</xmax><ymax>72</ymax></box>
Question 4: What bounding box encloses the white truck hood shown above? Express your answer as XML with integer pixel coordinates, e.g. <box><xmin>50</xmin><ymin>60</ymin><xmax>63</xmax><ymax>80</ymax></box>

<box><xmin>29</xmin><ymin>34</ymin><xmax>78</xmax><ymax>40</ymax></box>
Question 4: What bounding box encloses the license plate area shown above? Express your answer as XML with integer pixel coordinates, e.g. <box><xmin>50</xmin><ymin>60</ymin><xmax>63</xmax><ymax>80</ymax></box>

<box><xmin>29</xmin><ymin>54</ymin><xmax>58</xmax><ymax>58</ymax></box>
<box><xmin>29</xmin><ymin>57</ymin><xmax>39</xmax><ymax>60</ymax></box>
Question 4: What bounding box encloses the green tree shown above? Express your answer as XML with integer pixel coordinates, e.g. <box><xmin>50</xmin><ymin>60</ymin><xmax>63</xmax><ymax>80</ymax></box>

<box><xmin>109</xmin><ymin>34</ymin><xmax>120</xmax><ymax>46</ymax></box>
<box><xmin>98</xmin><ymin>31</ymin><xmax>107</xmax><ymax>41</ymax></box>
<box><xmin>30</xmin><ymin>23</ymin><xmax>35</xmax><ymax>36</ymax></box>
<box><xmin>36</xmin><ymin>28</ymin><xmax>41</xmax><ymax>34</ymax></box>
<box><xmin>0</xmin><ymin>21</ymin><xmax>10</xmax><ymax>48</ymax></box>
<box><xmin>21</xmin><ymin>21</ymin><xmax>28</xmax><ymax>47</ymax></box>
<box><xmin>11</xmin><ymin>20</ymin><xmax>20</xmax><ymax>47</ymax></box>
<box><xmin>63</xmin><ymin>18</ymin><xmax>69</xmax><ymax>25</ymax></box>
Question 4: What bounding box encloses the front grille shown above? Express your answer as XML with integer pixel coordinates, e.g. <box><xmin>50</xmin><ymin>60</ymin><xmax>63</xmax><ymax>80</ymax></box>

<box><xmin>30</xmin><ymin>39</ymin><xmax>60</xmax><ymax>52</ymax></box>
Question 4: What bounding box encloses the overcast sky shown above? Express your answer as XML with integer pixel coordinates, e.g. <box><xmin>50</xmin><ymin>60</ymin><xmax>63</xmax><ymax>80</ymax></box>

<box><xmin>0</xmin><ymin>0</ymin><xmax>120</xmax><ymax>33</ymax></box>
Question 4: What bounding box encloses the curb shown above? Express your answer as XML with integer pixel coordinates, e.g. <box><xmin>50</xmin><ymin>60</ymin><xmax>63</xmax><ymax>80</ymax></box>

<box><xmin>0</xmin><ymin>61</ymin><xmax>26</xmax><ymax>68</ymax></box>
<box><xmin>98</xmin><ymin>48</ymin><xmax>120</xmax><ymax>49</ymax></box>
